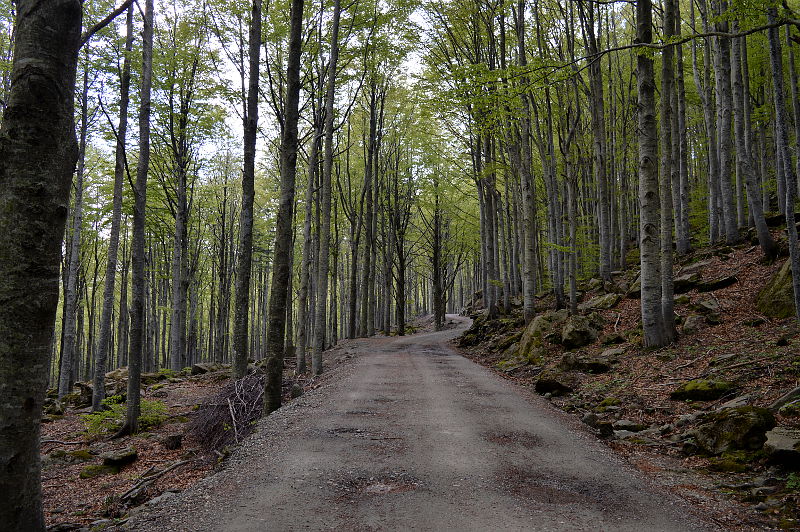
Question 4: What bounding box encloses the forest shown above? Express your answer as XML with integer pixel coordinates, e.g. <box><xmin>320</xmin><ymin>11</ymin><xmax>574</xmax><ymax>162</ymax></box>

<box><xmin>2</xmin><ymin>0</ymin><xmax>800</xmax><ymax>529</ymax></box>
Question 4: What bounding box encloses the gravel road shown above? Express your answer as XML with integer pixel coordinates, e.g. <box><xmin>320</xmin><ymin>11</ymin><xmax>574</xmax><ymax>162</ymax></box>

<box><xmin>128</xmin><ymin>314</ymin><xmax>717</xmax><ymax>531</ymax></box>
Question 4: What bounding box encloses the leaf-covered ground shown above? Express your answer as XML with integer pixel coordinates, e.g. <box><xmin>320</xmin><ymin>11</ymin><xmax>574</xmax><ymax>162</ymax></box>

<box><xmin>456</xmin><ymin>241</ymin><xmax>800</xmax><ymax>530</ymax></box>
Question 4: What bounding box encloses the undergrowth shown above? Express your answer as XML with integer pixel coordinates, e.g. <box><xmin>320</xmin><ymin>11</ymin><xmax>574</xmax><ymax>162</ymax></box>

<box><xmin>82</xmin><ymin>395</ymin><xmax>169</xmax><ymax>435</ymax></box>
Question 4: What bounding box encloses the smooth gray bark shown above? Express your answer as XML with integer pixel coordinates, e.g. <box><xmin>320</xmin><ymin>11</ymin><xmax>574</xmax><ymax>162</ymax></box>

<box><xmin>312</xmin><ymin>0</ymin><xmax>341</xmax><ymax>375</ymax></box>
<box><xmin>121</xmin><ymin>0</ymin><xmax>154</xmax><ymax>436</ymax></box>
<box><xmin>93</xmin><ymin>6</ymin><xmax>134</xmax><ymax>410</ymax></box>
<box><xmin>0</xmin><ymin>1</ymin><xmax>81</xmax><ymax>527</ymax></box>
<box><xmin>232</xmin><ymin>0</ymin><xmax>262</xmax><ymax>379</ymax></box>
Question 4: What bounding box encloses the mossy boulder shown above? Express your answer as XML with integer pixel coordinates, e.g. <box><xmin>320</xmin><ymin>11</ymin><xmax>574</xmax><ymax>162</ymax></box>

<box><xmin>560</xmin><ymin>315</ymin><xmax>598</xmax><ymax>350</ymax></box>
<box><xmin>708</xmin><ymin>451</ymin><xmax>752</xmax><ymax>472</ymax></box>
<box><xmin>534</xmin><ymin>371</ymin><xmax>575</xmax><ymax>396</ymax></box>
<box><xmin>671</xmin><ymin>379</ymin><xmax>734</xmax><ymax>401</ymax></box>
<box><xmin>100</xmin><ymin>447</ymin><xmax>137</xmax><ymax>467</ymax></box>
<box><xmin>756</xmin><ymin>259</ymin><xmax>795</xmax><ymax>318</ymax></box>
<box><xmin>674</xmin><ymin>272</ymin><xmax>702</xmax><ymax>293</ymax></box>
<box><xmin>558</xmin><ymin>352</ymin><xmax>612</xmax><ymax>374</ymax></box>
<box><xmin>80</xmin><ymin>464</ymin><xmax>120</xmax><ymax>479</ymax></box>
<box><xmin>518</xmin><ymin>309</ymin><xmax>568</xmax><ymax>355</ymax></box>
<box><xmin>578</xmin><ymin>293</ymin><xmax>621</xmax><ymax>312</ymax></box>
<box><xmin>763</xmin><ymin>427</ymin><xmax>800</xmax><ymax>467</ymax></box>
<box><xmin>694</xmin><ymin>406</ymin><xmax>776</xmax><ymax>455</ymax></box>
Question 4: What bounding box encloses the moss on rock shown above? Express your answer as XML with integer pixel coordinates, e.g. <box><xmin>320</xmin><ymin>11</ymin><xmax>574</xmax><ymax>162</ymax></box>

<box><xmin>694</xmin><ymin>406</ymin><xmax>776</xmax><ymax>455</ymax></box>
<box><xmin>80</xmin><ymin>464</ymin><xmax>120</xmax><ymax>479</ymax></box>
<box><xmin>756</xmin><ymin>259</ymin><xmax>795</xmax><ymax>318</ymax></box>
<box><xmin>670</xmin><ymin>379</ymin><xmax>735</xmax><ymax>401</ymax></box>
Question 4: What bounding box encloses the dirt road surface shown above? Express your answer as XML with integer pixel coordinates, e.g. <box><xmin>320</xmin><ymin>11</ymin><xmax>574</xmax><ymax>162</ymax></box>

<box><xmin>129</xmin><ymin>315</ymin><xmax>717</xmax><ymax>531</ymax></box>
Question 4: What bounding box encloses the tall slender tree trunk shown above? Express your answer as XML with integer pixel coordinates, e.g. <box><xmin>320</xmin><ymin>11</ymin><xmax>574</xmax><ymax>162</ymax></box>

<box><xmin>232</xmin><ymin>0</ymin><xmax>262</xmax><ymax>379</ymax></box>
<box><xmin>121</xmin><ymin>0</ymin><xmax>154</xmax><ymax>436</ymax></box>
<box><xmin>263</xmin><ymin>0</ymin><xmax>304</xmax><ymax>414</ymax></box>
<box><xmin>312</xmin><ymin>0</ymin><xmax>341</xmax><ymax>375</ymax></box>
<box><xmin>767</xmin><ymin>7</ymin><xmax>800</xmax><ymax>320</ymax></box>
<box><xmin>636</xmin><ymin>0</ymin><xmax>666</xmax><ymax>347</ymax></box>
<box><xmin>660</xmin><ymin>0</ymin><xmax>676</xmax><ymax>342</ymax></box>
<box><xmin>93</xmin><ymin>6</ymin><xmax>134</xmax><ymax>410</ymax></box>
<box><xmin>732</xmin><ymin>22</ymin><xmax>777</xmax><ymax>258</ymax></box>
<box><xmin>58</xmin><ymin>63</ymin><xmax>89</xmax><ymax>398</ymax></box>
<box><xmin>711</xmin><ymin>1</ymin><xmax>740</xmax><ymax>243</ymax></box>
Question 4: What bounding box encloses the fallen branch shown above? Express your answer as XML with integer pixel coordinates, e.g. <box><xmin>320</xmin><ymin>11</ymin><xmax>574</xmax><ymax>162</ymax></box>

<box><xmin>120</xmin><ymin>460</ymin><xmax>190</xmax><ymax>503</ymax></box>
<box><xmin>674</xmin><ymin>355</ymin><xmax>704</xmax><ymax>371</ymax></box>
<box><xmin>227</xmin><ymin>398</ymin><xmax>240</xmax><ymax>443</ymax></box>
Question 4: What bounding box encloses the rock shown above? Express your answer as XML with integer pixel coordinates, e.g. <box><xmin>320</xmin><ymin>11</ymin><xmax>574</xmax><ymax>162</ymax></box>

<box><xmin>694</xmin><ymin>407</ymin><xmax>776</xmax><ymax>455</ymax></box>
<box><xmin>581</xmin><ymin>412</ymin><xmax>599</xmax><ymax>427</ymax></box>
<box><xmin>742</xmin><ymin>317</ymin><xmax>766</xmax><ymax>327</ymax></box>
<box><xmin>778</xmin><ymin>400</ymin><xmax>800</xmax><ymax>417</ymax></box>
<box><xmin>600</xmin><ymin>332</ymin><xmax>625</xmax><ymax>345</ymax></box>
<box><xmin>626</xmin><ymin>277</ymin><xmax>641</xmax><ymax>299</ymax></box>
<box><xmin>697</xmin><ymin>275</ymin><xmax>737</xmax><ymax>292</ymax></box>
<box><xmin>141</xmin><ymin>372</ymin><xmax>167</xmax><ymax>386</ymax></box>
<box><xmin>519</xmin><ymin>310</ymin><xmax>569</xmax><ymax>354</ymax></box>
<box><xmin>79</xmin><ymin>464</ymin><xmax>119</xmax><ymax>479</ymax></box>
<box><xmin>674</xmin><ymin>272</ymin><xmax>702</xmax><ymax>293</ymax></box>
<box><xmin>62</xmin><ymin>382</ymin><xmax>93</xmax><ymax>408</ymax></box>
<box><xmin>682</xmin><ymin>315</ymin><xmax>706</xmax><ymax>335</ymax></box>
<box><xmin>191</xmin><ymin>362</ymin><xmax>218</xmax><ymax>375</ymax></box>
<box><xmin>676</xmin><ymin>413</ymin><xmax>699</xmax><ymax>427</ymax></box>
<box><xmin>101</xmin><ymin>447</ymin><xmax>138</xmax><ymax>467</ymax></box>
<box><xmin>290</xmin><ymin>383</ymin><xmax>304</xmax><ymax>398</ymax></box>
<box><xmin>596</xmin><ymin>422</ymin><xmax>614</xmax><ymax>438</ymax></box>
<box><xmin>674</xmin><ymin>294</ymin><xmax>691</xmax><ymax>305</ymax></box>
<box><xmin>578</xmin><ymin>293</ymin><xmax>621</xmax><ymax>312</ymax></box>
<box><xmin>763</xmin><ymin>427</ymin><xmax>800</xmax><ymax>467</ymax></box>
<box><xmin>680</xmin><ymin>259</ymin><xmax>714</xmax><ymax>275</ymax></box>
<box><xmin>162</xmin><ymin>434</ymin><xmax>182</xmax><ymax>450</ymax></box>
<box><xmin>560</xmin><ymin>316</ymin><xmax>598</xmax><ymax>350</ymax></box>
<box><xmin>716</xmin><ymin>395</ymin><xmax>752</xmax><ymax>410</ymax></box>
<box><xmin>600</xmin><ymin>347</ymin><xmax>624</xmax><ymax>359</ymax></box>
<box><xmin>756</xmin><ymin>259</ymin><xmax>795</xmax><ymax>318</ymax></box>
<box><xmin>670</xmin><ymin>379</ymin><xmax>735</xmax><ymax>401</ymax></box>
<box><xmin>43</xmin><ymin>399</ymin><xmax>64</xmax><ymax>416</ymax></box>
<box><xmin>585</xmin><ymin>278</ymin><xmax>603</xmax><ymax>291</ymax></box>
<box><xmin>613</xmin><ymin>419</ymin><xmax>646</xmax><ymax>432</ymax></box>
<box><xmin>770</xmin><ymin>385</ymin><xmax>800</xmax><ymax>412</ymax></box>
<box><xmin>557</xmin><ymin>353</ymin><xmax>612</xmax><ymax>374</ymax></box>
<box><xmin>693</xmin><ymin>298</ymin><xmax>720</xmax><ymax>314</ymax></box>
<box><xmin>146</xmin><ymin>491</ymin><xmax>179</xmax><ymax>506</ymax></box>
<box><xmin>534</xmin><ymin>372</ymin><xmax>574</xmax><ymax>396</ymax></box>
<box><xmin>105</xmin><ymin>367</ymin><xmax>129</xmax><ymax>381</ymax></box>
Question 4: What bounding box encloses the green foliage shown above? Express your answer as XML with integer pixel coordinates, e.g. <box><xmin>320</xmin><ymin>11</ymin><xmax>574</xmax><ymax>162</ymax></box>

<box><xmin>83</xmin><ymin>398</ymin><xmax>168</xmax><ymax>435</ymax></box>
<box><xmin>787</xmin><ymin>473</ymin><xmax>800</xmax><ymax>491</ymax></box>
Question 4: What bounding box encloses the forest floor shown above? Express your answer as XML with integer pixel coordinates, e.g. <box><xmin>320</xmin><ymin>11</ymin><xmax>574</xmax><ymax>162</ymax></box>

<box><xmin>42</xmin><ymin>242</ymin><xmax>799</xmax><ymax>531</ymax></box>
<box><xmin>458</xmin><ymin>240</ymin><xmax>800</xmax><ymax>531</ymax></box>
<box><xmin>40</xmin><ymin>346</ymin><xmax>358</xmax><ymax>531</ymax></box>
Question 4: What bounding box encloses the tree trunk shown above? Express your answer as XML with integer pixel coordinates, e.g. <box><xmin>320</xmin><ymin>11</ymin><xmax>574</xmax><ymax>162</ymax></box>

<box><xmin>93</xmin><ymin>5</ymin><xmax>133</xmax><ymax>410</ymax></box>
<box><xmin>0</xmin><ymin>2</ymin><xmax>81</xmax><ymax>527</ymax></box>
<box><xmin>263</xmin><ymin>0</ymin><xmax>304</xmax><ymax>414</ymax></box>
<box><xmin>731</xmin><ymin>22</ymin><xmax>777</xmax><ymax>258</ymax></box>
<box><xmin>121</xmin><ymin>0</ymin><xmax>154</xmax><ymax>436</ymax></box>
<box><xmin>58</xmin><ymin>63</ymin><xmax>89</xmax><ymax>398</ymax></box>
<box><xmin>767</xmin><ymin>7</ymin><xmax>800</xmax><ymax>320</ymax></box>
<box><xmin>636</xmin><ymin>0</ymin><xmax>666</xmax><ymax>347</ymax></box>
<box><xmin>312</xmin><ymin>0</ymin><xmax>341</xmax><ymax>375</ymax></box>
<box><xmin>232</xmin><ymin>0</ymin><xmax>262</xmax><ymax>379</ymax></box>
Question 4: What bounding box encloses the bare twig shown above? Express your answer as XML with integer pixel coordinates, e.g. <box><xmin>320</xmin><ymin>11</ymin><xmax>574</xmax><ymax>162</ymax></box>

<box><xmin>120</xmin><ymin>460</ymin><xmax>190</xmax><ymax>502</ymax></box>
